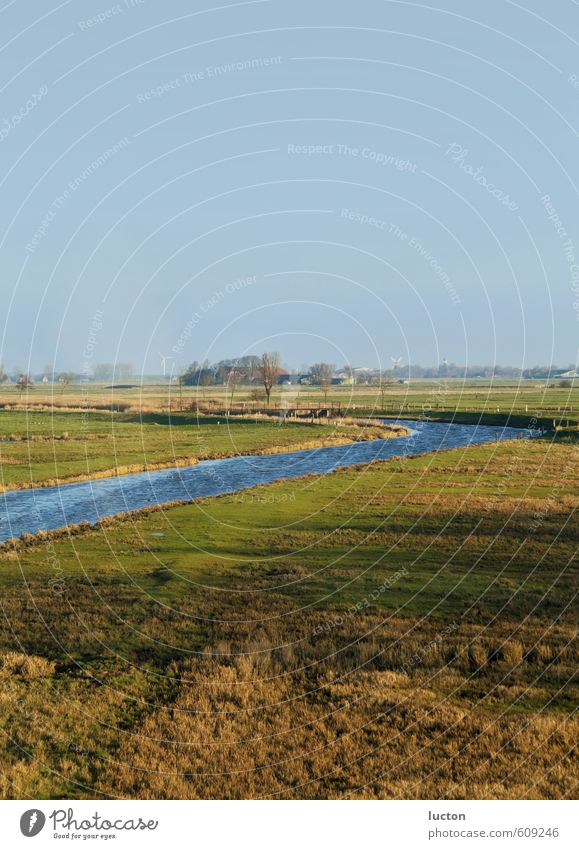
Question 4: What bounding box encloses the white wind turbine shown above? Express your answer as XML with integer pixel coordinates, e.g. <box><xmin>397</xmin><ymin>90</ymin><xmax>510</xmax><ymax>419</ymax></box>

<box><xmin>159</xmin><ymin>352</ymin><xmax>174</xmax><ymax>380</ymax></box>
<box><xmin>391</xmin><ymin>356</ymin><xmax>402</xmax><ymax>371</ymax></box>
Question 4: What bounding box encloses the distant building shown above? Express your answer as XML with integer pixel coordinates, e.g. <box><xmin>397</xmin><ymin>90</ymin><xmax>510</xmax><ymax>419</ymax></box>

<box><xmin>334</xmin><ymin>367</ymin><xmax>379</xmax><ymax>385</ymax></box>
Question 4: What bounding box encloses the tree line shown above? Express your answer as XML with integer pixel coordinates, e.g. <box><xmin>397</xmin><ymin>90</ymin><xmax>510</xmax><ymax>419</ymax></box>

<box><xmin>0</xmin><ymin>356</ymin><xmax>575</xmax><ymax>398</ymax></box>
<box><xmin>179</xmin><ymin>353</ymin><xmax>283</xmax><ymax>405</ymax></box>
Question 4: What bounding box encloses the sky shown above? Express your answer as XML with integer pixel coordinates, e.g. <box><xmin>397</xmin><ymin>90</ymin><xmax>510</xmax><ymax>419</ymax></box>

<box><xmin>1</xmin><ymin>0</ymin><xmax>578</xmax><ymax>374</ymax></box>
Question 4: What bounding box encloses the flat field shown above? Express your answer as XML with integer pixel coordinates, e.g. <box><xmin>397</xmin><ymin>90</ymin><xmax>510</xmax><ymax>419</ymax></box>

<box><xmin>0</xmin><ymin>378</ymin><xmax>577</xmax><ymax>423</ymax></box>
<box><xmin>0</xmin><ymin>404</ymin><xmax>576</xmax><ymax>799</ymax></box>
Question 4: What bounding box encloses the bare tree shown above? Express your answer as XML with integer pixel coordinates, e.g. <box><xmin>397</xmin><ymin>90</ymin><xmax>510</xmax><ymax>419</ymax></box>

<box><xmin>309</xmin><ymin>362</ymin><xmax>335</xmax><ymax>385</ymax></box>
<box><xmin>375</xmin><ymin>373</ymin><xmax>392</xmax><ymax>410</ymax></box>
<box><xmin>322</xmin><ymin>379</ymin><xmax>333</xmax><ymax>405</ymax></box>
<box><xmin>58</xmin><ymin>371</ymin><xmax>75</xmax><ymax>388</ymax></box>
<box><xmin>309</xmin><ymin>362</ymin><xmax>335</xmax><ymax>404</ymax></box>
<box><xmin>226</xmin><ymin>366</ymin><xmax>243</xmax><ymax>408</ymax></box>
<box><xmin>16</xmin><ymin>373</ymin><xmax>33</xmax><ymax>394</ymax></box>
<box><xmin>177</xmin><ymin>367</ymin><xmax>187</xmax><ymax>411</ymax></box>
<box><xmin>0</xmin><ymin>363</ymin><xmax>7</xmax><ymax>384</ymax></box>
<box><xmin>259</xmin><ymin>351</ymin><xmax>280</xmax><ymax>406</ymax></box>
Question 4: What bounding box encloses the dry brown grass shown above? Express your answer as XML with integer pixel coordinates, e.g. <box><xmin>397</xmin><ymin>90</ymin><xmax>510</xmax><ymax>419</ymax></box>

<box><xmin>96</xmin><ymin>620</ymin><xmax>578</xmax><ymax>800</ymax></box>
<box><xmin>0</xmin><ymin>652</ymin><xmax>55</xmax><ymax>678</ymax></box>
<box><xmin>113</xmin><ymin>686</ymin><xmax>573</xmax><ymax>800</ymax></box>
<box><xmin>0</xmin><ymin>612</ymin><xmax>574</xmax><ymax>800</ymax></box>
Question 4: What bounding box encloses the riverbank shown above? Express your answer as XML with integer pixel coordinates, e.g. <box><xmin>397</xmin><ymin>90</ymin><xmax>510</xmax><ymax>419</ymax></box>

<box><xmin>0</xmin><ymin>419</ymin><xmax>523</xmax><ymax>546</ymax></box>
<box><xmin>375</xmin><ymin>409</ymin><xmax>578</xmax><ymax>432</ymax></box>
<box><xmin>0</xmin><ymin>411</ymin><xmax>408</xmax><ymax>492</ymax></box>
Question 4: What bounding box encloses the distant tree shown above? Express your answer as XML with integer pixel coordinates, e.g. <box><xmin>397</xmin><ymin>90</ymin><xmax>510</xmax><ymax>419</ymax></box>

<box><xmin>320</xmin><ymin>376</ymin><xmax>332</xmax><ymax>404</ymax></box>
<box><xmin>259</xmin><ymin>351</ymin><xmax>280</xmax><ymax>406</ymax></box>
<box><xmin>176</xmin><ymin>367</ymin><xmax>186</xmax><ymax>411</ymax></box>
<box><xmin>0</xmin><ymin>363</ymin><xmax>7</xmax><ymax>383</ymax></box>
<box><xmin>309</xmin><ymin>362</ymin><xmax>335</xmax><ymax>404</ymax></box>
<box><xmin>58</xmin><ymin>371</ymin><xmax>76</xmax><ymax>390</ymax></box>
<box><xmin>94</xmin><ymin>363</ymin><xmax>114</xmax><ymax>381</ymax></box>
<box><xmin>215</xmin><ymin>365</ymin><xmax>230</xmax><ymax>385</ymax></box>
<box><xmin>214</xmin><ymin>355</ymin><xmax>260</xmax><ymax>372</ymax></box>
<box><xmin>212</xmin><ymin>356</ymin><xmax>262</xmax><ymax>385</ymax></box>
<box><xmin>309</xmin><ymin>362</ymin><xmax>335</xmax><ymax>385</ymax></box>
<box><xmin>248</xmin><ymin>358</ymin><xmax>261</xmax><ymax>385</ymax></box>
<box><xmin>114</xmin><ymin>362</ymin><xmax>134</xmax><ymax>380</ymax></box>
<box><xmin>16</xmin><ymin>373</ymin><xmax>33</xmax><ymax>393</ymax></box>
<box><xmin>90</xmin><ymin>362</ymin><xmax>135</xmax><ymax>382</ymax></box>
<box><xmin>559</xmin><ymin>379</ymin><xmax>573</xmax><ymax>388</ymax></box>
<box><xmin>250</xmin><ymin>388</ymin><xmax>265</xmax><ymax>404</ymax></box>
<box><xmin>180</xmin><ymin>360</ymin><xmax>215</xmax><ymax>387</ymax></box>
<box><xmin>180</xmin><ymin>360</ymin><xmax>200</xmax><ymax>386</ymax></box>
<box><xmin>226</xmin><ymin>366</ymin><xmax>243</xmax><ymax>407</ymax></box>
<box><xmin>376</xmin><ymin>375</ymin><xmax>392</xmax><ymax>410</ymax></box>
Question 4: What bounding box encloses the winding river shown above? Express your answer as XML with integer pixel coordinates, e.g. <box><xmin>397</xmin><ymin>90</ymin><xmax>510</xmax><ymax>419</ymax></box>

<box><xmin>0</xmin><ymin>419</ymin><xmax>534</xmax><ymax>541</ymax></box>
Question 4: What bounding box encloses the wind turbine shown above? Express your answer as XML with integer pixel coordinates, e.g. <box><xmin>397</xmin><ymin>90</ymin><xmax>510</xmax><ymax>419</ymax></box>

<box><xmin>159</xmin><ymin>352</ymin><xmax>174</xmax><ymax>380</ymax></box>
<box><xmin>391</xmin><ymin>356</ymin><xmax>402</xmax><ymax>371</ymax></box>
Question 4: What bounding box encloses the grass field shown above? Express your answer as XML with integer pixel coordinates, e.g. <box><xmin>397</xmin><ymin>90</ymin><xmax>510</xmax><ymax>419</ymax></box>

<box><xmin>1</xmin><ymin>378</ymin><xmax>578</xmax><ymax>424</ymax></box>
<box><xmin>0</xmin><ymin>408</ymin><xmax>576</xmax><ymax>799</ymax></box>
<box><xmin>0</xmin><ymin>410</ymin><xmax>401</xmax><ymax>490</ymax></box>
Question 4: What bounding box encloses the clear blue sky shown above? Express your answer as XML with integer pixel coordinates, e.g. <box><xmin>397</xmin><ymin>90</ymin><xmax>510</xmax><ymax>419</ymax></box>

<box><xmin>1</xmin><ymin>0</ymin><xmax>578</xmax><ymax>374</ymax></box>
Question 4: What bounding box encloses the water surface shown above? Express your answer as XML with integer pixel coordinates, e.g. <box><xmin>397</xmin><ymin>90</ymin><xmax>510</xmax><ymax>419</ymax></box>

<box><xmin>0</xmin><ymin>419</ymin><xmax>532</xmax><ymax>541</ymax></box>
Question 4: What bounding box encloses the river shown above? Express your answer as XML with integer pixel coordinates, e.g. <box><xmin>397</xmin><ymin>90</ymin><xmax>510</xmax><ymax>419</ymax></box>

<box><xmin>0</xmin><ymin>419</ymin><xmax>534</xmax><ymax>541</ymax></box>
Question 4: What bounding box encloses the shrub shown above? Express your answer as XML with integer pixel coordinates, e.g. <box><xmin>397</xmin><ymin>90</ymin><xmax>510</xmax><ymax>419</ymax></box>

<box><xmin>0</xmin><ymin>652</ymin><xmax>55</xmax><ymax>677</ymax></box>
<box><xmin>468</xmin><ymin>640</ymin><xmax>488</xmax><ymax>670</ymax></box>
<box><xmin>497</xmin><ymin>640</ymin><xmax>524</xmax><ymax>668</ymax></box>
<box><xmin>526</xmin><ymin>643</ymin><xmax>553</xmax><ymax>665</ymax></box>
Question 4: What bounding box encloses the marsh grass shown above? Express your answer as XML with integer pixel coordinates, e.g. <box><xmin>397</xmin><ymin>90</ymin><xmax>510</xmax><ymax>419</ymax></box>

<box><xmin>0</xmin><ymin>614</ymin><xmax>575</xmax><ymax>799</ymax></box>
<box><xmin>0</xmin><ymin>434</ymin><xmax>576</xmax><ymax>799</ymax></box>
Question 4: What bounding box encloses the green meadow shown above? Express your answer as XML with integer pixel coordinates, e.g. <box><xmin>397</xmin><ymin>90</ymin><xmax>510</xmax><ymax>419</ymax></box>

<box><xmin>0</xmin><ymin>410</ymin><xmax>379</xmax><ymax>489</ymax></box>
<box><xmin>0</xmin><ymin>406</ymin><xmax>576</xmax><ymax>799</ymax></box>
